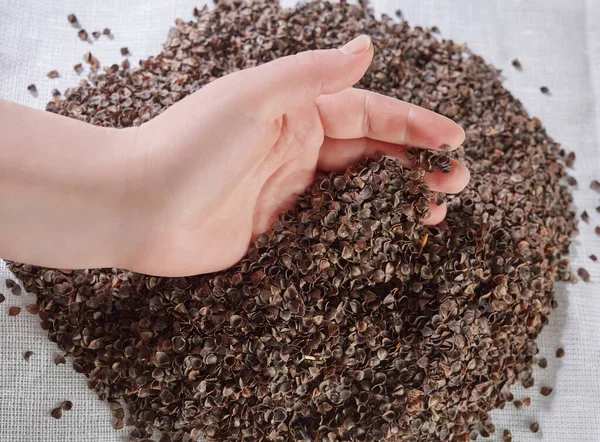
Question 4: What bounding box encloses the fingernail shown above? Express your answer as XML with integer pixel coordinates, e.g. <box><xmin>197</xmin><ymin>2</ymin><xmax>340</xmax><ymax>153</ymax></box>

<box><xmin>339</xmin><ymin>35</ymin><xmax>371</xmax><ymax>55</ymax></box>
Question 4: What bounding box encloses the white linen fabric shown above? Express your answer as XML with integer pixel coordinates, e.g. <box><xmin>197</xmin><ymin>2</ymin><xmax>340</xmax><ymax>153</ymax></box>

<box><xmin>0</xmin><ymin>0</ymin><xmax>599</xmax><ymax>440</ymax></box>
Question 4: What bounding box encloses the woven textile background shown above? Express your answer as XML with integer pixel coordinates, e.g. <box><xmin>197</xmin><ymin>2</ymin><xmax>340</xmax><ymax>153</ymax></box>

<box><xmin>1</xmin><ymin>0</ymin><xmax>599</xmax><ymax>440</ymax></box>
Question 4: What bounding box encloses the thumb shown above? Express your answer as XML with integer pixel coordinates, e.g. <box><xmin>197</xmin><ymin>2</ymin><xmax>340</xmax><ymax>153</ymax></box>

<box><xmin>226</xmin><ymin>35</ymin><xmax>374</xmax><ymax>118</ymax></box>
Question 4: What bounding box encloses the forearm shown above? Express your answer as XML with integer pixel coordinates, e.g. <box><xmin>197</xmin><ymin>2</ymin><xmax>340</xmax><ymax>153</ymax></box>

<box><xmin>0</xmin><ymin>99</ymin><xmax>137</xmax><ymax>269</ymax></box>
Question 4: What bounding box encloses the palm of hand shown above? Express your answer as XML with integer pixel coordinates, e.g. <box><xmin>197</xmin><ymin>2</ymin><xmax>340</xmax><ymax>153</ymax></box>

<box><xmin>253</xmin><ymin>105</ymin><xmax>325</xmax><ymax>234</ymax></box>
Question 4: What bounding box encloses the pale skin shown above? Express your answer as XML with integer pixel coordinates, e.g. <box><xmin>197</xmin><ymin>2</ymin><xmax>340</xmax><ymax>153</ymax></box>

<box><xmin>0</xmin><ymin>35</ymin><xmax>469</xmax><ymax>277</ymax></box>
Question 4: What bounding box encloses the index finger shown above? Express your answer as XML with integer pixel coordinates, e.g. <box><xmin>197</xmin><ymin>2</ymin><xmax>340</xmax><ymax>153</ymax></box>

<box><xmin>315</xmin><ymin>88</ymin><xmax>465</xmax><ymax>150</ymax></box>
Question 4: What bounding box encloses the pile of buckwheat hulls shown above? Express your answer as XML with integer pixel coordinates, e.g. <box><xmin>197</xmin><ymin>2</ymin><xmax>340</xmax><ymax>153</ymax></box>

<box><xmin>9</xmin><ymin>1</ymin><xmax>578</xmax><ymax>441</ymax></box>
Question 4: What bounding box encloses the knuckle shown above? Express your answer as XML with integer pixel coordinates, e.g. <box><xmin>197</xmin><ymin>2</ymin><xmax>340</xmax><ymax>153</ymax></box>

<box><xmin>362</xmin><ymin>91</ymin><xmax>373</xmax><ymax>136</ymax></box>
<box><xmin>402</xmin><ymin>103</ymin><xmax>415</xmax><ymax>144</ymax></box>
<box><xmin>294</xmin><ymin>50</ymin><xmax>320</xmax><ymax>70</ymax></box>
<box><xmin>292</xmin><ymin>50</ymin><xmax>323</xmax><ymax>98</ymax></box>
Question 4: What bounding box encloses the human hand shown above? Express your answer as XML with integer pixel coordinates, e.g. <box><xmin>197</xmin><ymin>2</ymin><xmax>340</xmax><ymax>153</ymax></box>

<box><xmin>123</xmin><ymin>35</ymin><xmax>469</xmax><ymax>276</ymax></box>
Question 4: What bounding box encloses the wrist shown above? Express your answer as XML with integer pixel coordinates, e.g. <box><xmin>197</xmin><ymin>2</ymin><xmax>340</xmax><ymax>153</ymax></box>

<box><xmin>0</xmin><ymin>100</ymin><xmax>153</xmax><ymax>271</ymax></box>
<box><xmin>104</xmin><ymin>125</ymin><xmax>154</xmax><ymax>272</ymax></box>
